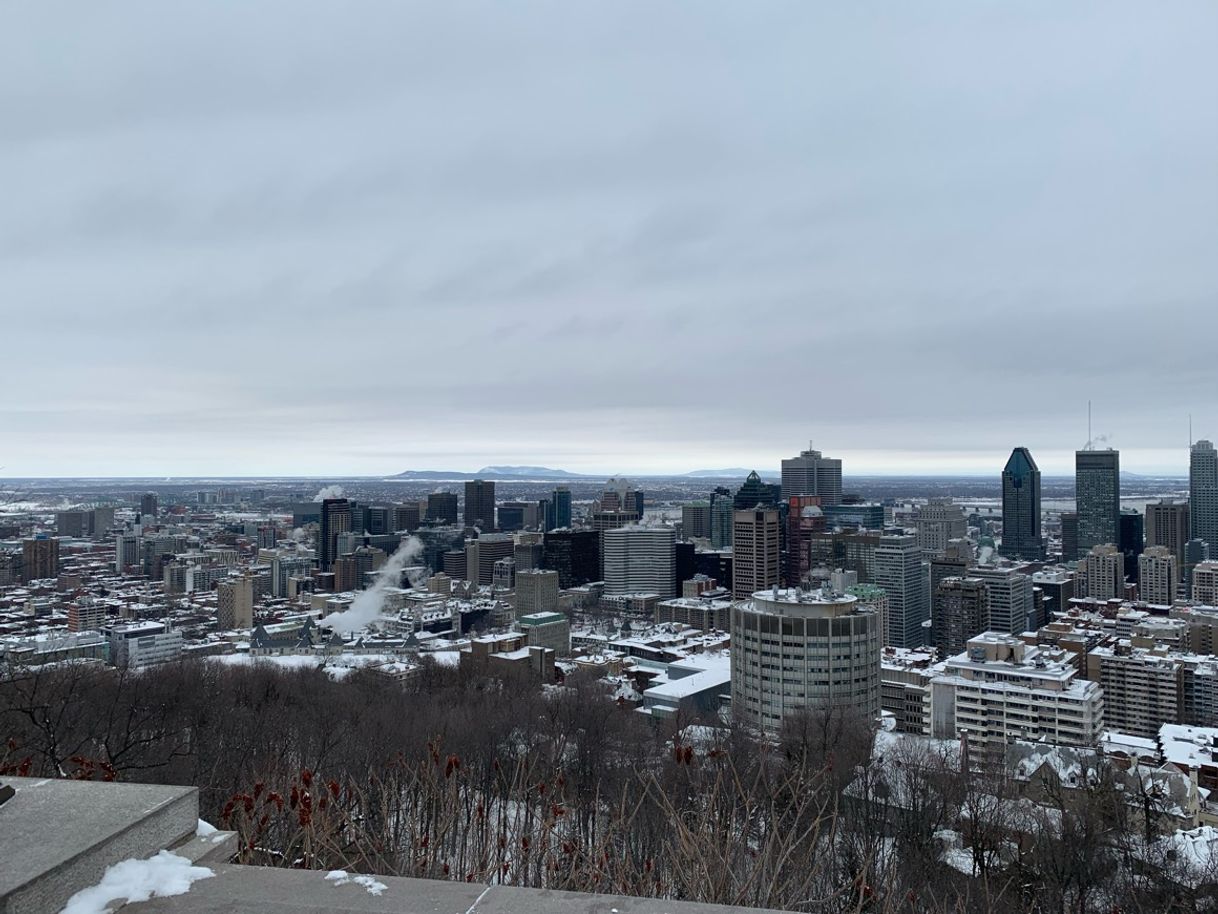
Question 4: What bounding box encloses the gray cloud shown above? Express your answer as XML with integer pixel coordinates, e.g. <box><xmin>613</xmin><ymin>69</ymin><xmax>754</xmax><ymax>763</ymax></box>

<box><xmin>1</xmin><ymin>1</ymin><xmax>1215</xmax><ymax>477</ymax></box>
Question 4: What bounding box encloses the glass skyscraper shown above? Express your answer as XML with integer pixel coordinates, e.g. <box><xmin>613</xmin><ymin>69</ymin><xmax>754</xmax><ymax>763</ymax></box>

<box><xmin>1075</xmin><ymin>449</ymin><xmax>1120</xmax><ymax>557</ymax></box>
<box><xmin>1000</xmin><ymin>447</ymin><xmax>1043</xmax><ymax>560</ymax></box>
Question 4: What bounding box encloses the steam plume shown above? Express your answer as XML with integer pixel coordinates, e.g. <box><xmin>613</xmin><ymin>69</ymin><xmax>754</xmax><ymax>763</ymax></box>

<box><xmin>321</xmin><ymin>536</ymin><xmax>424</xmax><ymax>633</ymax></box>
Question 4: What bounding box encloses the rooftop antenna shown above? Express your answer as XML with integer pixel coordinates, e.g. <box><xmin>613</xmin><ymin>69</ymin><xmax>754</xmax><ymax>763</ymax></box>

<box><xmin>1189</xmin><ymin>413</ymin><xmax>1193</xmax><ymax>448</ymax></box>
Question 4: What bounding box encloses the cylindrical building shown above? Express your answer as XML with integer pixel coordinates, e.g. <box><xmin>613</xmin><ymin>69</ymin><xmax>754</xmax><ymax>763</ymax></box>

<box><xmin>731</xmin><ymin>587</ymin><xmax>881</xmax><ymax>732</ymax></box>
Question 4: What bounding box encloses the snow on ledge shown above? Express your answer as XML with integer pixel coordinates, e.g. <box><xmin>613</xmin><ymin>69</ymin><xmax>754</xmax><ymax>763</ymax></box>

<box><xmin>59</xmin><ymin>850</ymin><xmax>215</xmax><ymax>914</ymax></box>
<box><xmin>325</xmin><ymin>870</ymin><xmax>388</xmax><ymax>896</ymax></box>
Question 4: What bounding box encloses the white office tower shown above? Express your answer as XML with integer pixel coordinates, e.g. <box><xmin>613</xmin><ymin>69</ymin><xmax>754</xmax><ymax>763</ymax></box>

<box><xmin>1084</xmin><ymin>544</ymin><xmax>1125</xmax><ymax>600</ymax></box>
<box><xmin>873</xmin><ymin>535</ymin><xmax>928</xmax><ymax>648</ymax></box>
<box><xmin>780</xmin><ymin>447</ymin><xmax>843</xmax><ymax>505</ymax></box>
<box><xmin>931</xmin><ymin>633</ymin><xmax>1104</xmax><ymax>752</ymax></box>
<box><xmin>1192</xmin><ymin>440</ymin><xmax>1218</xmax><ymax>550</ymax></box>
<box><xmin>1138</xmin><ymin>546</ymin><xmax>1179</xmax><ymax>605</ymax></box>
<box><xmin>602</xmin><ymin>526</ymin><xmax>677</xmax><ymax>598</ymax></box>
<box><xmin>731</xmin><ymin>587</ymin><xmax>881</xmax><ymax>733</ymax></box>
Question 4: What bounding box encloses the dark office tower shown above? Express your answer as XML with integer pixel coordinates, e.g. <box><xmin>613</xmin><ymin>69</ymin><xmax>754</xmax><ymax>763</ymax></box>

<box><xmin>1192</xmin><ymin>439</ymin><xmax>1218</xmax><ymax>550</ymax></box>
<box><xmin>542</xmin><ymin>529</ymin><xmax>601</xmax><ymax>588</ymax></box>
<box><xmin>1075</xmin><ymin>449</ymin><xmax>1120</xmax><ymax>557</ymax></box>
<box><xmin>464</xmin><ymin>480</ymin><xmax>496</xmax><ymax>531</ymax></box>
<box><xmin>139</xmin><ymin>493</ymin><xmax>159</xmax><ymax>518</ymax></box>
<box><xmin>497</xmin><ymin>503</ymin><xmax>525</xmax><ymax>532</ymax></box>
<box><xmin>675</xmin><ymin>541</ymin><xmax>696</xmax><ymax>585</ymax></box>
<box><xmin>1000</xmin><ymin>447</ymin><xmax>1044</xmax><ymax>560</ymax></box>
<box><xmin>364</xmin><ymin>506</ymin><xmax>391</xmax><ymax>536</ymax></box>
<box><xmin>318</xmin><ymin>498</ymin><xmax>351</xmax><ymax>572</ymax></box>
<box><xmin>1119</xmin><ymin>510</ymin><xmax>1145</xmax><ymax>584</ymax></box>
<box><xmin>1146</xmin><ymin>500</ymin><xmax>1190</xmax><ymax>566</ymax></box>
<box><xmin>733</xmin><ymin>471</ymin><xmax>781</xmax><ymax>510</ymax></box>
<box><xmin>1060</xmin><ymin>513</ymin><xmax>1079</xmax><ymax>562</ymax></box>
<box><xmin>710</xmin><ymin>487</ymin><xmax>734</xmax><ymax>549</ymax></box>
<box><xmin>393</xmin><ymin>503</ymin><xmax>421</xmax><ymax>533</ymax></box>
<box><xmin>56</xmin><ymin>510</ymin><xmax>87</xmax><ymax>538</ymax></box>
<box><xmin>426</xmin><ymin>492</ymin><xmax>459</xmax><ymax>525</ymax></box>
<box><xmin>548</xmin><ymin>486</ymin><xmax>572</xmax><ymax>530</ymax></box>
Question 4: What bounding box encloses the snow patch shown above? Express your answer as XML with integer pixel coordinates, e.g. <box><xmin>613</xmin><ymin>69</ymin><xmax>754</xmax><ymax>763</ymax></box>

<box><xmin>325</xmin><ymin>870</ymin><xmax>388</xmax><ymax>896</ymax></box>
<box><xmin>195</xmin><ymin>819</ymin><xmax>218</xmax><ymax>837</ymax></box>
<box><xmin>59</xmin><ymin>851</ymin><xmax>214</xmax><ymax>914</ymax></box>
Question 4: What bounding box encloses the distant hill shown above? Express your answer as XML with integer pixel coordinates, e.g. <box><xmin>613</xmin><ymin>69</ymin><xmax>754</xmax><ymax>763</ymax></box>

<box><xmin>476</xmin><ymin>465</ymin><xmax>584</xmax><ymax>478</ymax></box>
<box><xmin>683</xmin><ymin>468</ymin><xmax>773</xmax><ymax>478</ymax></box>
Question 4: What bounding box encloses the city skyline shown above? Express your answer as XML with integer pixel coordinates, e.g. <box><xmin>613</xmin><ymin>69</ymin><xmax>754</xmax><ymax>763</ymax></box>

<box><xmin>3</xmin><ymin>2</ymin><xmax>1216</xmax><ymax>479</ymax></box>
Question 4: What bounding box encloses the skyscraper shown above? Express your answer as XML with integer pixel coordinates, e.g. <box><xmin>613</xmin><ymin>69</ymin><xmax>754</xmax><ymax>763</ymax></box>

<box><xmin>731</xmin><ymin>508</ymin><xmax>780</xmax><ymax>599</ymax></box>
<box><xmin>1145</xmin><ymin>500</ymin><xmax>1190</xmax><ymax>566</ymax></box>
<box><xmin>681</xmin><ymin>501</ymin><xmax>712</xmax><ymax>539</ymax></box>
<box><xmin>1191</xmin><ymin>439</ymin><xmax>1218</xmax><ymax>550</ymax></box>
<box><xmin>602</xmin><ymin>526</ymin><xmax>676</xmax><ymax>598</ymax></box>
<box><xmin>541</xmin><ymin>529</ymin><xmax>601</xmax><ymax>588</ymax></box>
<box><xmin>1083</xmin><ymin>544</ymin><xmax>1125</xmax><ymax>600</ymax></box>
<box><xmin>545</xmin><ymin>486</ymin><xmax>572</xmax><ymax>531</ymax></box>
<box><xmin>932</xmin><ymin>577</ymin><xmax>989</xmax><ymax>658</ymax></box>
<box><xmin>1138</xmin><ymin>546</ymin><xmax>1178</xmax><ymax>605</ymax></box>
<box><xmin>780</xmin><ymin>447</ymin><xmax>843</xmax><ymax>505</ymax></box>
<box><xmin>731</xmin><ymin>588</ymin><xmax>880</xmax><ymax>732</ymax></box>
<box><xmin>139</xmin><ymin>493</ymin><xmax>159</xmax><ymax>518</ymax></box>
<box><xmin>913</xmin><ymin>498</ymin><xmax>968</xmax><ymax>559</ymax></box>
<box><xmin>21</xmin><ymin>536</ymin><xmax>60</xmax><ymax>583</ymax></box>
<box><xmin>464</xmin><ymin>480</ymin><xmax>496</xmax><ymax>531</ymax></box>
<box><xmin>319</xmin><ymin>498</ymin><xmax>351</xmax><ymax>572</ymax></box>
<box><xmin>733</xmin><ymin>471</ymin><xmax>781</xmax><ymax>510</ymax></box>
<box><xmin>426</xmin><ymin>492</ymin><xmax>459</xmax><ymax>525</ymax></box>
<box><xmin>1119</xmin><ymin>510</ymin><xmax>1145</xmax><ymax>585</ymax></box>
<box><xmin>873</xmin><ymin>535</ymin><xmax>927</xmax><ymax>648</ymax></box>
<box><xmin>1000</xmin><ymin>447</ymin><xmax>1043</xmax><ymax>560</ymax></box>
<box><xmin>1075</xmin><ymin>449</ymin><xmax>1120</xmax><ymax>557</ymax></box>
<box><xmin>709</xmin><ymin>487</ymin><xmax>734</xmax><ymax>549</ymax></box>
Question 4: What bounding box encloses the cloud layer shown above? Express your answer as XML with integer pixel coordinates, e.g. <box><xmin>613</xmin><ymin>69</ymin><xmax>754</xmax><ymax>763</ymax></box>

<box><xmin>2</xmin><ymin>2</ymin><xmax>1215</xmax><ymax>476</ymax></box>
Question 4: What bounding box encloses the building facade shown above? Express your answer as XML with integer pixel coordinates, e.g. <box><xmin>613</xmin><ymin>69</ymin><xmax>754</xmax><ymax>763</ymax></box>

<box><xmin>731</xmin><ymin>508</ymin><xmax>780</xmax><ymax>600</ymax></box>
<box><xmin>780</xmin><ymin>447</ymin><xmax>843</xmax><ymax>505</ymax></box>
<box><xmin>1001</xmin><ymin>447</ymin><xmax>1044</xmax><ymax>560</ymax></box>
<box><xmin>1075</xmin><ymin>449</ymin><xmax>1120</xmax><ymax>558</ymax></box>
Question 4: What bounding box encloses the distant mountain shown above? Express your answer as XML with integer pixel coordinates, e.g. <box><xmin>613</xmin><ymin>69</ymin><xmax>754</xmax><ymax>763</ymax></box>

<box><xmin>392</xmin><ymin>466</ymin><xmax>589</xmax><ymax>481</ymax></box>
<box><xmin>683</xmin><ymin>468</ymin><xmax>772</xmax><ymax>478</ymax></box>
<box><xmin>476</xmin><ymin>465</ymin><xmax>584</xmax><ymax>478</ymax></box>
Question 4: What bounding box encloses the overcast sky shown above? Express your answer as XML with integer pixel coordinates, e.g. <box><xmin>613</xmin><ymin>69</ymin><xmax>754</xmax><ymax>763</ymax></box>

<box><xmin>2</xmin><ymin>2</ymin><xmax>1215</xmax><ymax>478</ymax></box>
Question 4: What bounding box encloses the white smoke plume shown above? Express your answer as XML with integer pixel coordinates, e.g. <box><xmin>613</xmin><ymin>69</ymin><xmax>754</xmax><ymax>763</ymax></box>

<box><xmin>313</xmin><ymin>485</ymin><xmax>345</xmax><ymax>502</ymax></box>
<box><xmin>321</xmin><ymin>536</ymin><xmax>424</xmax><ymax>634</ymax></box>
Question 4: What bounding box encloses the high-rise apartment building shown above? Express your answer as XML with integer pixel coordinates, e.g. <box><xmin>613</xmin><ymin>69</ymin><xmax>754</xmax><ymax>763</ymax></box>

<box><xmin>464</xmin><ymin>480</ymin><xmax>496</xmax><ymax>531</ymax></box>
<box><xmin>21</xmin><ymin>537</ymin><xmax>60</xmax><ymax>582</ymax></box>
<box><xmin>1075</xmin><ymin>449</ymin><xmax>1120</xmax><ymax>557</ymax></box>
<box><xmin>780</xmin><ymin>447</ymin><xmax>843</xmax><ymax>505</ymax></box>
<box><xmin>217</xmin><ymin>576</ymin><xmax>255</xmax><ymax>630</ymax></box>
<box><xmin>1146</xmin><ymin>500</ymin><xmax>1191</xmax><ymax>566</ymax></box>
<box><xmin>1084</xmin><ymin>544</ymin><xmax>1125</xmax><ymax>600</ymax></box>
<box><xmin>464</xmin><ymin>534</ymin><xmax>514</xmax><ymax>586</ymax></box>
<box><xmin>731</xmin><ymin>508</ymin><xmax>781</xmax><ymax>600</ymax></box>
<box><xmin>935</xmin><ymin>634</ymin><xmax>1104</xmax><ymax>750</ymax></box>
<box><xmin>114</xmin><ymin>534</ymin><xmax>141</xmax><ymax>574</ymax></box>
<box><xmin>602</xmin><ymin>527</ymin><xmax>676</xmax><ymax>598</ymax></box>
<box><xmin>681</xmin><ymin>501</ymin><xmax>712</xmax><ymax>540</ymax></box>
<box><xmin>1192</xmin><ymin>561</ymin><xmax>1218</xmax><ymax>606</ymax></box>
<box><xmin>1138</xmin><ymin>546</ymin><xmax>1179</xmax><ymax>606</ymax></box>
<box><xmin>913</xmin><ymin>499</ymin><xmax>968</xmax><ymax>559</ymax></box>
<box><xmin>1192</xmin><ymin>440</ymin><xmax>1218</xmax><ymax>549</ymax></box>
<box><xmin>932</xmin><ymin>577</ymin><xmax>989</xmax><ymax>657</ymax></box>
<box><xmin>1000</xmin><ymin>447</ymin><xmax>1043</xmax><ymax>560</ymax></box>
<box><xmin>1086</xmin><ymin>644</ymin><xmax>1180</xmax><ymax>739</ymax></box>
<box><xmin>426</xmin><ymin>492</ymin><xmax>459</xmax><ymax>525</ymax></box>
<box><xmin>319</xmin><ymin>498</ymin><xmax>351</xmax><ymax>572</ymax></box>
<box><xmin>873</xmin><ymin>535</ymin><xmax>927</xmax><ymax>649</ymax></box>
<box><xmin>731</xmin><ymin>587</ymin><xmax>881</xmax><ymax>732</ymax></box>
<box><xmin>139</xmin><ymin>493</ymin><xmax>159</xmax><ymax>518</ymax></box>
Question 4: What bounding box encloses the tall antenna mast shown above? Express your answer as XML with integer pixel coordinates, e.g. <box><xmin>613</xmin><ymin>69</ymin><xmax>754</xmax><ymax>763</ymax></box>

<box><xmin>1087</xmin><ymin>400</ymin><xmax>1092</xmax><ymax>450</ymax></box>
<box><xmin>1189</xmin><ymin>413</ymin><xmax>1193</xmax><ymax>448</ymax></box>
